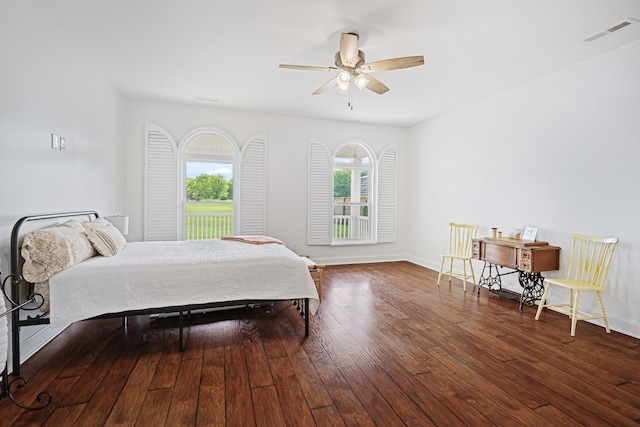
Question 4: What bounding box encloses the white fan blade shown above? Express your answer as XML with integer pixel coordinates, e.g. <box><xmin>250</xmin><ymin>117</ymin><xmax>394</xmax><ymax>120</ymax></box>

<box><xmin>279</xmin><ymin>64</ymin><xmax>338</xmax><ymax>72</ymax></box>
<box><xmin>340</xmin><ymin>33</ymin><xmax>359</xmax><ymax>68</ymax></box>
<box><xmin>361</xmin><ymin>56</ymin><xmax>424</xmax><ymax>72</ymax></box>
<box><xmin>312</xmin><ymin>77</ymin><xmax>338</xmax><ymax>95</ymax></box>
<box><xmin>361</xmin><ymin>74</ymin><xmax>389</xmax><ymax>94</ymax></box>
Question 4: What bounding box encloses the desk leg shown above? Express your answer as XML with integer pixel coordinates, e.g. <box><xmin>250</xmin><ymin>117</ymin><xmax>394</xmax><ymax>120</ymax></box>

<box><xmin>518</xmin><ymin>271</ymin><xmax>545</xmax><ymax>311</ymax></box>
<box><xmin>477</xmin><ymin>262</ymin><xmax>502</xmax><ymax>296</ymax></box>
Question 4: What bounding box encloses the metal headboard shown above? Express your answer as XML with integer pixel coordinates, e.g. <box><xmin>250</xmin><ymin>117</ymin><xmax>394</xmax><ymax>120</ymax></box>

<box><xmin>8</xmin><ymin>211</ymin><xmax>98</xmax><ymax>376</ymax></box>
<box><xmin>10</xmin><ymin>211</ymin><xmax>99</xmax><ymax>278</ymax></box>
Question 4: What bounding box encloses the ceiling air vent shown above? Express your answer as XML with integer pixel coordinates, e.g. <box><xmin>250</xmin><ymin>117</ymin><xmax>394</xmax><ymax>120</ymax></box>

<box><xmin>195</xmin><ymin>96</ymin><xmax>220</xmax><ymax>103</ymax></box>
<box><xmin>607</xmin><ymin>21</ymin><xmax>632</xmax><ymax>33</ymax></box>
<box><xmin>584</xmin><ymin>17</ymin><xmax>638</xmax><ymax>42</ymax></box>
<box><xmin>584</xmin><ymin>31</ymin><xmax>609</xmax><ymax>42</ymax></box>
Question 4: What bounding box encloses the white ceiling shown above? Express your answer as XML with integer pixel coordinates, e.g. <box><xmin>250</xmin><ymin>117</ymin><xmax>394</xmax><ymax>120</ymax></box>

<box><xmin>34</xmin><ymin>0</ymin><xmax>640</xmax><ymax>127</ymax></box>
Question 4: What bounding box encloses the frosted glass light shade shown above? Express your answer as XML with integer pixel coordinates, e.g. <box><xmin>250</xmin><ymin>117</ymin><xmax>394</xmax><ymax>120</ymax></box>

<box><xmin>354</xmin><ymin>74</ymin><xmax>368</xmax><ymax>90</ymax></box>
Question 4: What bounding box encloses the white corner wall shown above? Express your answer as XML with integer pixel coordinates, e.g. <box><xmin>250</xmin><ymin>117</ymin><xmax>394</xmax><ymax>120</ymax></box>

<box><xmin>125</xmin><ymin>101</ymin><xmax>410</xmax><ymax>265</ymax></box>
<box><xmin>407</xmin><ymin>39</ymin><xmax>640</xmax><ymax>338</ymax></box>
<box><xmin>0</xmin><ymin>0</ymin><xmax>126</xmax><ymax>370</ymax></box>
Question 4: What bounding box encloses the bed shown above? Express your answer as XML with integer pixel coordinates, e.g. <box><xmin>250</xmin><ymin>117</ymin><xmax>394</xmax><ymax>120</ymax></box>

<box><xmin>6</xmin><ymin>211</ymin><xmax>319</xmax><ymax>376</ymax></box>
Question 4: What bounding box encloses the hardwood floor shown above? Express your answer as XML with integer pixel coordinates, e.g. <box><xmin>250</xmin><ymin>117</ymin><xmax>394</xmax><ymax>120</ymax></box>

<box><xmin>2</xmin><ymin>261</ymin><xmax>640</xmax><ymax>426</ymax></box>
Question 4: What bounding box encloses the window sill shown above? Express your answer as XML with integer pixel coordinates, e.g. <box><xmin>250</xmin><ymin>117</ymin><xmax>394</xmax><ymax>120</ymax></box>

<box><xmin>331</xmin><ymin>239</ymin><xmax>376</xmax><ymax>246</ymax></box>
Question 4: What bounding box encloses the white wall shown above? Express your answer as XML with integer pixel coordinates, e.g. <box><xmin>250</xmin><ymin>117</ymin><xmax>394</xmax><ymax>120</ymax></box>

<box><xmin>406</xmin><ymin>39</ymin><xmax>640</xmax><ymax>338</ymax></box>
<box><xmin>125</xmin><ymin>101</ymin><xmax>410</xmax><ymax>265</ymax></box>
<box><xmin>0</xmin><ymin>0</ymin><xmax>126</xmax><ymax>369</ymax></box>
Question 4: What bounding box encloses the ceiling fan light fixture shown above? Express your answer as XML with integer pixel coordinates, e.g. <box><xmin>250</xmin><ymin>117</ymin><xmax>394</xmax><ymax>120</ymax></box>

<box><xmin>354</xmin><ymin>74</ymin><xmax>369</xmax><ymax>90</ymax></box>
<box><xmin>336</xmin><ymin>82</ymin><xmax>349</xmax><ymax>94</ymax></box>
<box><xmin>338</xmin><ymin>70</ymin><xmax>351</xmax><ymax>84</ymax></box>
<box><xmin>337</xmin><ymin>70</ymin><xmax>351</xmax><ymax>93</ymax></box>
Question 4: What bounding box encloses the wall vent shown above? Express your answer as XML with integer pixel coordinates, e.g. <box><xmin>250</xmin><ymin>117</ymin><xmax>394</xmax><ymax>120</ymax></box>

<box><xmin>584</xmin><ymin>18</ymin><xmax>637</xmax><ymax>42</ymax></box>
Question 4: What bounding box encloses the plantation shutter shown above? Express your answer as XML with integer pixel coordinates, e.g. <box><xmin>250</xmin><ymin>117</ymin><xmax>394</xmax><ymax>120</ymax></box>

<box><xmin>307</xmin><ymin>139</ymin><xmax>332</xmax><ymax>245</ymax></box>
<box><xmin>239</xmin><ymin>135</ymin><xmax>267</xmax><ymax>235</ymax></box>
<box><xmin>377</xmin><ymin>144</ymin><xmax>398</xmax><ymax>243</ymax></box>
<box><xmin>144</xmin><ymin>123</ymin><xmax>178</xmax><ymax>241</ymax></box>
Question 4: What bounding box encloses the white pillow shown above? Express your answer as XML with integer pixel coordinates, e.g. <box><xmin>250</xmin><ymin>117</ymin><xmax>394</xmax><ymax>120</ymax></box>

<box><xmin>82</xmin><ymin>217</ymin><xmax>114</xmax><ymax>230</ymax></box>
<box><xmin>83</xmin><ymin>222</ymin><xmax>127</xmax><ymax>257</ymax></box>
<box><xmin>82</xmin><ymin>217</ymin><xmax>127</xmax><ymax>254</ymax></box>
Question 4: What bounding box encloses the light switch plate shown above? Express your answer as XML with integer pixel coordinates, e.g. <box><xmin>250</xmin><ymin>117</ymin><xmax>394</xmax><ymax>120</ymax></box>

<box><xmin>51</xmin><ymin>134</ymin><xmax>59</xmax><ymax>149</ymax></box>
<box><xmin>59</xmin><ymin>137</ymin><xmax>66</xmax><ymax>152</ymax></box>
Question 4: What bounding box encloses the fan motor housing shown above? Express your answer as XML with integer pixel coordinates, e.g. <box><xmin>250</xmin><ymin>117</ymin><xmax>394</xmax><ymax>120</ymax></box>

<box><xmin>334</xmin><ymin>51</ymin><xmax>365</xmax><ymax>70</ymax></box>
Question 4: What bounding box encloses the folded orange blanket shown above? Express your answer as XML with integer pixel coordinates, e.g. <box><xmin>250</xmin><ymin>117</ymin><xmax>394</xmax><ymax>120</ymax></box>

<box><xmin>221</xmin><ymin>235</ymin><xmax>284</xmax><ymax>245</ymax></box>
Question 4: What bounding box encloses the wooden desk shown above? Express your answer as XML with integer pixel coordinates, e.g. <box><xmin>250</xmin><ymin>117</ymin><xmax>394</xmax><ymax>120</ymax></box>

<box><xmin>471</xmin><ymin>238</ymin><xmax>560</xmax><ymax>310</ymax></box>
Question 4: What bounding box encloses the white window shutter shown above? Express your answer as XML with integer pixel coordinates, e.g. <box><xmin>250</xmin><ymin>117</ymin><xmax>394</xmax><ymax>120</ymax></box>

<box><xmin>377</xmin><ymin>145</ymin><xmax>398</xmax><ymax>243</ymax></box>
<box><xmin>307</xmin><ymin>139</ymin><xmax>332</xmax><ymax>245</ymax></box>
<box><xmin>144</xmin><ymin>123</ymin><xmax>178</xmax><ymax>241</ymax></box>
<box><xmin>239</xmin><ymin>135</ymin><xmax>267</xmax><ymax>235</ymax></box>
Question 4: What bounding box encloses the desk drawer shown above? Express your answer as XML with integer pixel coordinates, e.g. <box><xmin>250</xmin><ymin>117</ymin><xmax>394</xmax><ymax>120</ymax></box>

<box><xmin>519</xmin><ymin>248</ymin><xmax>559</xmax><ymax>272</ymax></box>
<box><xmin>472</xmin><ymin>241</ymin><xmax>480</xmax><ymax>259</ymax></box>
<box><xmin>484</xmin><ymin>244</ymin><xmax>518</xmax><ymax>269</ymax></box>
<box><xmin>519</xmin><ymin>250</ymin><xmax>533</xmax><ymax>272</ymax></box>
<box><xmin>519</xmin><ymin>258</ymin><xmax>532</xmax><ymax>272</ymax></box>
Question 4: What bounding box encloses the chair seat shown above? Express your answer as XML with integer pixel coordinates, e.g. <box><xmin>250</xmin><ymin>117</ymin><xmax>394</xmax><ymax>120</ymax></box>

<box><xmin>544</xmin><ymin>278</ymin><xmax>604</xmax><ymax>292</ymax></box>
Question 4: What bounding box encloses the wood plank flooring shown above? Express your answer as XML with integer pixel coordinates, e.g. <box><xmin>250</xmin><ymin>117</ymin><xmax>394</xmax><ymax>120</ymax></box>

<box><xmin>2</xmin><ymin>261</ymin><xmax>640</xmax><ymax>426</ymax></box>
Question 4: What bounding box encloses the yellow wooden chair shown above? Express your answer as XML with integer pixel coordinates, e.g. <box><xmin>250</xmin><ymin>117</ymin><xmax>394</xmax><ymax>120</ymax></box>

<box><xmin>437</xmin><ymin>222</ymin><xmax>479</xmax><ymax>292</ymax></box>
<box><xmin>535</xmin><ymin>234</ymin><xmax>618</xmax><ymax>336</ymax></box>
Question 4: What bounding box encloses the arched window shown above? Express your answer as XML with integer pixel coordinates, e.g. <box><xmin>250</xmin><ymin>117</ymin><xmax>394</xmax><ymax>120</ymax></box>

<box><xmin>332</xmin><ymin>142</ymin><xmax>375</xmax><ymax>243</ymax></box>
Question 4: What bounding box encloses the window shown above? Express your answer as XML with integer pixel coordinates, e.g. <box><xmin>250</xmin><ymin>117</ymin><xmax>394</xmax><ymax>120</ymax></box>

<box><xmin>307</xmin><ymin>138</ymin><xmax>397</xmax><ymax>246</ymax></box>
<box><xmin>145</xmin><ymin>124</ymin><xmax>267</xmax><ymax>241</ymax></box>
<box><xmin>332</xmin><ymin>143</ymin><xmax>373</xmax><ymax>243</ymax></box>
<box><xmin>181</xmin><ymin>132</ymin><xmax>236</xmax><ymax>240</ymax></box>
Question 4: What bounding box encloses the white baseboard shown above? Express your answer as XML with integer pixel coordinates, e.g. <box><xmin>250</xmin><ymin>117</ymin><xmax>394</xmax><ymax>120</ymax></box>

<box><xmin>311</xmin><ymin>253</ymin><xmax>408</xmax><ymax>266</ymax></box>
<box><xmin>7</xmin><ymin>322</ymin><xmax>67</xmax><ymax>374</ymax></box>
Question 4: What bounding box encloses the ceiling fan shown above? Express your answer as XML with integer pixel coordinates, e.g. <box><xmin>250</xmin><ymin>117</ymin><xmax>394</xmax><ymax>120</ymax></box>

<box><xmin>279</xmin><ymin>32</ymin><xmax>424</xmax><ymax>96</ymax></box>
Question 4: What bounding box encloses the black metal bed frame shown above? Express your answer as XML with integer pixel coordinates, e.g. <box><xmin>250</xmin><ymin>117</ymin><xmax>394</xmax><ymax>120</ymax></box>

<box><xmin>7</xmin><ymin>211</ymin><xmax>310</xmax><ymax>378</ymax></box>
<box><xmin>1</xmin><ymin>273</ymin><xmax>52</xmax><ymax>410</ymax></box>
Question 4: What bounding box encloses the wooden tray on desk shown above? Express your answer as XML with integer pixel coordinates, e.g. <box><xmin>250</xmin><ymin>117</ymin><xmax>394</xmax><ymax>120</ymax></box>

<box><xmin>480</xmin><ymin>238</ymin><xmax>548</xmax><ymax>247</ymax></box>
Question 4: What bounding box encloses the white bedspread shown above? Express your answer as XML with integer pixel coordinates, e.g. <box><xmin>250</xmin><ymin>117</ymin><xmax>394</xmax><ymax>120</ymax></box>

<box><xmin>49</xmin><ymin>240</ymin><xmax>319</xmax><ymax>326</ymax></box>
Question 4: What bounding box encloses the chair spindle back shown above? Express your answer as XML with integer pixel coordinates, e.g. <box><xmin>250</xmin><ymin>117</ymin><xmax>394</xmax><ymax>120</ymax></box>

<box><xmin>449</xmin><ymin>222</ymin><xmax>479</xmax><ymax>257</ymax></box>
<box><xmin>566</xmin><ymin>234</ymin><xmax>618</xmax><ymax>289</ymax></box>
